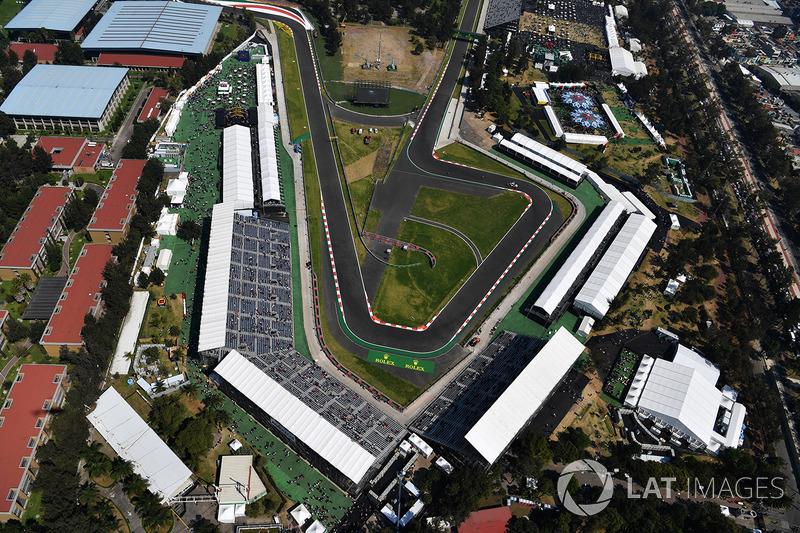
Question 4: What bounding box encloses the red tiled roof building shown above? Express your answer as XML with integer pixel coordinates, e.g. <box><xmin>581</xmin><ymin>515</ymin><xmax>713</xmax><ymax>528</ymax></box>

<box><xmin>39</xmin><ymin>244</ymin><xmax>113</xmax><ymax>356</ymax></box>
<box><xmin>0</xmin><ymin>186</ymin><xmax>73</xmax><ymax>280</ymax></box>
<box><xmin>87</xmin><ymin>159</ymin><xmax>146</xmax><ymax>244</ymax></box>
<box><xmin>0</xmin><ymin>364</ymin><xmax>69</xmax><ymax>522</ymax></box>
<box><xmin>35</xmin><ymin>137</ymin><xmax>106</xmax><ymax>173</ymax></box>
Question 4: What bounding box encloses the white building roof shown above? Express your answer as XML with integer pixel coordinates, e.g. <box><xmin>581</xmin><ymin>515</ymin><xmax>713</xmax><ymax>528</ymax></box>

<box><xmin>501</xmin><ymin>133</ymin><xmax>598</xmax><ymax>186</ymax></box>
<box><xmin>465</xmin><ymin>328</ymin><xmax>585</xmax><ymax>464</ymax></box>
<box><xmin>197</xmin><ymin>202</ymin><xmax>235</xmax><ymax>352</ymax></box>
<box><xmin>672</xmin><ymin>345</ymin><xmax>720</xmax><ymax>386</ymax></box>
<box><xmin>213</xmin><ymin>350</ymin><xmax>378</xmax><ymax>485</ymax></box>
<box><xmin>609</xmin><ymin>47</ymin><xmax>648</xmax><ymax>78</ymax></box>
<box><xmin>257</xmin><ymin>113</ymin><xmax>281</xmax><ymax>204</ymax></box>
<box><xmin>631</xmin><ymin>358</ymin><xmax>722</xmax><ymax>446</ymax></box>
<box><xmin>156</xmin><ymin>248</ymin><xmax>172</xmax><ymax>271</ymax></box>
<box><xmin>543</xmin><ymin>105</ymin><xmax>564</xmax><ymax>138</ymax></box>
<box><xmin>87</xmin><ymin>387</ymin><xmax>193</xmax><ymax>502</ymax></box>
<box><xmin>291</xmin><ymin>504</ymin><xmax>312</xmax><ymax>525</ymax></box>
<box><xmin>562</xmin><ymin>132</ymin><xmax>608</xmax><ymax>145</ymax></box>
<box><xmin>223</xmin><ymin>125</ymin><xmax>254</xmax><ymax>211</ymax></box>
<box><xmin>622</xmin><ymin>191</ymin><xmax>656</xmax><ymax>220</ymax></box>
<box><xmin>306</xmin><ymin>520</ymin><xmax>327</xmax><ymax>533</ymax></box>
<box><xmin>758</xmin><ymin>66</ymin><xmax>800</xmax><ymax>90</ymax></box>
<box><xmin>574</xmin><ymin>213</ymin><xmax>657</xmax><ymax>318</ymax></box>
<box><xmin>218</xmin><ymin>455</ymin><xmax>267</xmax><ymax>504</ymax></box>
<box><xmin>601</xmin><ymin>103</ymin><xmax>625</xmax><ymax>138</ymax></box>
<box><xmin>256</xmin><ymin>63</ymin><xmax>274</xmax><ymax>106</ymax></box>
<box><xmin>533</xmin><ymin>200</ymin><xmax>626</xmax><ymax>316</ymax></box>
<box><xmin>408</xmin><ymin>433</ymin><xmax>433</xmax><ymax>458</ymax></box>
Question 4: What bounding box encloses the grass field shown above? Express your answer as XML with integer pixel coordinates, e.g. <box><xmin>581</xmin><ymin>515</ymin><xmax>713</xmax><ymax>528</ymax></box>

<box><xmin>0</xmin><ymin>0</ymin><xmax>21</xmax><ymax>27</ymax></box>
<box><xmin>434</xmin><ymin>143</ymin><xmax>528</xmax><ymax>180</ymax></box>
<box><xmin>332</xmin><ymin>119</ymin><xmax>404</xmax><ymax>168</ymax></box>
<box><xmin>372</xmin><ymin>219</ymin><xmax>477</xmax><ymax>327</ymax></box>
<box><xmin>411</xmin><ymin>186</ymin><xmax>529</xmax><ymax>257</ymax></box>
<box><xmin>603</xmin><ymin>348</ymin><xmax>641</xmax><ymax>402</ymax></box>
<box><xmin>326</xmin><ymin>81</ymin><xmax>426</xmax><ymax>115</ymax></box>
<box><xmin>277</xmin><ymin>27</ymin><xmax>310</xmax><ymax>140</ymax></box>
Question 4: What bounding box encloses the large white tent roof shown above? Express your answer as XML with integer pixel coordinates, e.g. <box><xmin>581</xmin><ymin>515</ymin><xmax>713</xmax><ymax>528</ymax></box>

<box><xmin>503</xmin><ymin>133</ymin><xmax>599</xmax><ymax>185</ymax></box>
<box><xmin>87</xmin><ymin>387</ymin><xmax>193</xmax><ymax>501</ymax></box>
<box><xmin>534</xmin><ymin>200</ymin><xmax>625</xmax><ymax>316</ymax></box>
<box><xmin>610</xmin><ymin>47</ymin><xmax>647</xmax><ymax>78</ymax></box>
<box><xmin>574</xmin><ymin>213</ymin><xmax>657</xmax><ymax>318</ymax></box>
<box><xmin>218</xmin><ymin>455</ymin><xmax>267</xmax><ymax>504</ymax></box>
<box><xmin>197</xmin><ymin>202</ymin><xmax>235</xmax><ymax>352</ymax></box>
<box><xmin>257</xmin><ymin>116</ymin><xmax>281</xmax><ymax>203</ymax></box>
<box><xmin>632</xmin><ymin>357</ymin><xmax>722</xmax><ymax>446</ymax></box>
<box><xmin>290</xmin><ymin>504</ymin><xmax>312</xmax><ymax>525</ymax></box>
<box><xmin>465</xmin><ymin>328</ymin><xmax>585</xmax><ymax>464</ymax></box>
<box><xmin>213</xmin><ymin>350</ymin><xmax>378</xmax><ymax>484</ymax></box>
<box><xmin>223</xmin><ymin>125</ymin><xmax>254</xmax><ymax>211</ymax></box>
<box><xmin>672</xmin><ymin>344</ymin><xmax>720</xmax><ymax>386</ymax></box>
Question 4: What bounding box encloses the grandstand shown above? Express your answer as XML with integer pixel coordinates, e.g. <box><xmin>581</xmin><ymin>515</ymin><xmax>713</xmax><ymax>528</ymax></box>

<box><xmin>465</xmin><ymin>328</ymin><xmax>585</xmax><ymax>464</ymax></box>
<box><xmin>198</xmin><ymin>203</ymin><xmax>292</xmax><ymax>362</ymax></box>
<box><xmin>212</xmin><ymin>348</ymin><xmax>405</xmax><ymax>491</ymax></box>
<box><xmin>410</xmin><ymin>332</ymin><xmax>543</xmax><ymax>460</ymax></box>
<box><xmin>573</xmin><ymin>213</ymin><xmax>657</xmax><ymax>319</ymax></box>
<box><xmin>532</xmin><ymin>200</ymin><xmax>626</xmax><ymax>319</ymax></box>
<box><xmin>497</xmin><ymin>132</ymin><xmax>599</xmax><ymax>186</ymax></box>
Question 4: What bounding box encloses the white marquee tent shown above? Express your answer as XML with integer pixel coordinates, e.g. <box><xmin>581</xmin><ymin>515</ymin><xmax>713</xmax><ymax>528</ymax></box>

<box><xmin>290</xmin><ymin>504</ymin><xmax>312</xmax><ymax>526</ymax></box>
<box><xmin>465</xmin><ymin>328</ymin><xmax>585</xmax><ymax>464</ymax></box>
<box><xmin>222</xmin><ymin>125</ymin><xmax>255</xmax><ymax>211</ymax></box>
<box><xmin>573</xmin><ymin>213</ymin><xmax>657</xmax><ymax>319</ymax></box>
<box><xmin>87</xmin><ymin>387</ymin><xmax>193</xmax><ymax>502</ymax></box>
<box><xmin>197</xmin><ymin>202</ymin><xmax>235</xmax><ymax>352</ymax></box>
<box><xmin>533</xmin><ymin>200</ymin><xmax>625</xmax><ymax>317</ymax></box>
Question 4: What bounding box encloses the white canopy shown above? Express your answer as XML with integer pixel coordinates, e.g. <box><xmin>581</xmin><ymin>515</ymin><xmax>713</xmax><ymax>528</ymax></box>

<box><xmin>291</xmin><ymin>504</ymin><xmax>312</xmax><ymax>525</ymax></box>
<box><xmin>533</xmin><ymin>200</ymin><xmax>625</xmax><ymax>317</ymax></box>
<box><xmin>213</xmin><ymin>350</ymin><xmax>378</xmax><ymax>485</ymax></box>
<box><xmin>306</xmin><ymin>520</ymin><xmax>327</xmax><ymax>533</ymax></box>
<box><xmin>87</xmin><ymin>387</ymin><xmax>193</xmax><ymax>501</ymax></box>
<box><xmin>156</xmin><ymin>248</ymin><xmax>172</xmax><ymax>271</ymax></box>
<box><xmin>218</xmin><ymin>455</ymin><xmax>267</xmax><ymax>504</ymax></box>
<box><xmin>574</xmin><ymin>213</ymin><xmax>657</xmax><ymax>319</ymax></box>
<box><xmin>465</xmin><ymin>328</ymin><xmax>585</xmax><ymax>464</ymax></box>
<box><xmin>223</xmin><ymin>125</ymin><xmax>255</xmax><ymax>211</ymax></box>
<box><xmin>197</xmin><ymin>202</ymin><xmax>235</xmax><ymax>352</ymax></box>
<box><xmin>155</xmin><ymin>209</ymin><xmax>179</xmax><ymax>236</ymax></box>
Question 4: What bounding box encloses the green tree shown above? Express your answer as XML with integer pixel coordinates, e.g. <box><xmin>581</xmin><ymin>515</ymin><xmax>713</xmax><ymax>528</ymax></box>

<box><xmin>149</xmin><ymin>267</ymin><xmax>165</xmax><ymax>286</ymax></box>
<box><xmin>110</xmin><ymin>457</ymin><xmax>134</xmax><ymax>481</ymax></box>
<box><xmin>45</xmin><ymin>241</ymin><xmax>62</xmax><ymax>272</ymax></box>
<box><xmin>21</xmin><ymin>49</ymin><xmax>37</xmax><ymax>74</ymax></box>
<box><xmin>148</xmin><ymin>394</ymin><xmax>187</xmax><ymax>437</ymax></box>
<box><xmin>178</xmin><ymin>220</ymin><xmax>201</xmax><ymax>243</ymax></box>
<box><xmin>54</xmin><ymin>41</ymin><xmax>84</xmax><ymax>65</ymax></box>
<box><xmin>174</xmin><ymin>417</ymin><xmax>214</xmax><ymax>468</ymax></box>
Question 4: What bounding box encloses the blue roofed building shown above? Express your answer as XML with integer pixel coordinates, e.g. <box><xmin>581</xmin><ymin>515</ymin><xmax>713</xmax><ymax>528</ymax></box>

<box><xmin>0</xmin><ymin>65</ymin><xmax>129</xmax><ymax>131</ymax></box>
<box><xmin>81</xmin><ymin>1</ymin><xmax>222</xmax><ymax>56</ymax></box>
<box><xmin>4</xmin><ymin>0</ymin><xmax>99</xmax><ymax>34</ymax></box>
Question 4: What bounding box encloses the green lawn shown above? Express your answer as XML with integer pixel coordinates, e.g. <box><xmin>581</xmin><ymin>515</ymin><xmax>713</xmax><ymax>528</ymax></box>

<box><xmin>434</xmin><ymin>142</ymin><xmax>528</xmax><ymax>180</ymax></box>
<box><xmin>276</xmin><ymin>27</ymin><xmax>310</xmax><ymax>140</ymax></box>
<box><xmin>22</xmin><ymin>490</ymin><xmax>42</xmax><ymax>522</ymax></box>
<box><xmin>0</xmin><ymin>0</ymin><xmax>22</xmax><ymax>27</ymax></box>
<box><xmin>372</xmin><ymin>219</ymin><xmax>477</xmax><ymax>327</ymax></box>
<box><xmin>411</xmin><ymin>187</ymin><xmax>529</xmax><ymax>257</ymax></box>
<box><xmin>326</xmin><ymin>81</ymin><xmax>426</xmax><ymax>116</ymax></box>
<box><xmin>308</xmin><ymin>14</ymin><xmax>344</xmax><ymax>82</ymax></box>
<box><xmin>78</xmin><ymin>170</ymin><xmax>113</xmax><ymax>188</ymax></box>
<box><xmin>69</xmin><ymin>231</ymin><xmax>90</xmax><ymax>268</ymax></box>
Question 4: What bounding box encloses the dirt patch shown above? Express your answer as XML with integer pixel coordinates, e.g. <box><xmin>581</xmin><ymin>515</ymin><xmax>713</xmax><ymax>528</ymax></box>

<box><xmin>372</xmin><ymin>141</ymin><xmax>394</xmax><ymax>176</ymax></box>
<box><xmin>340</xmin><ymin>24</ymin><xmax>444</xmax><ymax>92</ymax></box>
<box><xmin>345</xmin><ymin>151</ymin><xmax>378</xmax><ymax>182</ymax></box>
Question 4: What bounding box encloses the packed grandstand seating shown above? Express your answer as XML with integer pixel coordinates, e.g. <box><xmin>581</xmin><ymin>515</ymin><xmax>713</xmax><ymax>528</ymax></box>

<box><xmin>225</xmin><ymin>214</ymin><xmax>293</xmax><ymax>356</ymax></box>
<box><xmin>410</xmin><ymin>332</ymin><xmax>545</xmax><ymax>458</ymax></box>
<box><xmin>246</xmin><ymin>348</ymin><xmax>406</xmax><ymax>457</ymax></box>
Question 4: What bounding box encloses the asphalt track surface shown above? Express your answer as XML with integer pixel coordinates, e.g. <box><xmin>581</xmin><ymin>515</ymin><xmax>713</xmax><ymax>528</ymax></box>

<box><xmin>281</xmin><ymin>0</ymin><xmax>563</xmax><ymax>355</ymax></box>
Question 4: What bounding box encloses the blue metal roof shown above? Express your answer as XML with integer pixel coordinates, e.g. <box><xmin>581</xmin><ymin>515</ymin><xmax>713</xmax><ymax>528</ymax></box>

<box><xmin>5</xmin><ymin>0</ymin><xmax>98</xmax><ymax>32</ymax></box>
<box><xmin>0</xmin><ymin>65</ymin><xmax>129</xmax><ymax>120</ymax></box>
<box><xmin>81</xmin><ymin>1</ymin><xmax>222</xmax><ymax>55</ymax></box>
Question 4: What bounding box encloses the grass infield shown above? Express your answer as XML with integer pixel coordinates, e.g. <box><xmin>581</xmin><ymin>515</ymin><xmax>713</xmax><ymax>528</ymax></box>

<box><xmin>411</xmin><ymin>186</ymin><xmax>529</xmax><ymax>257</ymax></box>
<box><xmin>372</xmin><ymin>219</ymin><xmax>477</xmax><ymax>327</ymax></box>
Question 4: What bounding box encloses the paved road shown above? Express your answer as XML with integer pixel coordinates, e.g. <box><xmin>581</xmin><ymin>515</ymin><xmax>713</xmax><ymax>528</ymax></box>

<box><xmin>99</xmin><ymin>482</ymin><xmax>145</xmax><ymax>533</ymax></box>
<box><xmin>109</xmin><ymin>85</ymin><xmax>151</xmax><ymax>163</ymax></box>
<box><xmin>282</xmin><ymin>0</ymin><xmax>563</xmax><ymax>355</ymax></box>
<box><xmin>58</xmin><ymin>230</ymin><xmax>75</xmax><ymax>277</ymax></box>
